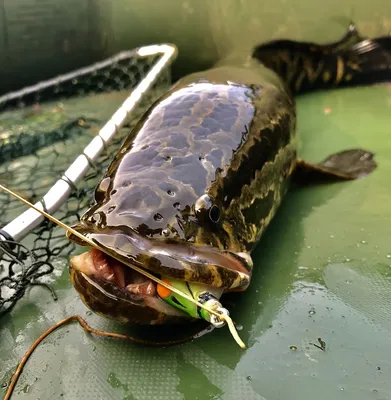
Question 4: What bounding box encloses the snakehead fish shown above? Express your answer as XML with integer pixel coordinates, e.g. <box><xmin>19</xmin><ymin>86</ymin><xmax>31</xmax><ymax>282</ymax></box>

<box><xmin>67</xmin><ymin>24</ymin><xmax>391</xmax><ymax>327</ymax></box>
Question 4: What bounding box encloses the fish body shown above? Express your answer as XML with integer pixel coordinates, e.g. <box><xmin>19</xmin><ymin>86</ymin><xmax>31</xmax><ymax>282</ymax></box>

<box><xmin>68</xmin><ymin>24</ymin><xmax>389</xmax><ymax>325</ymax></box>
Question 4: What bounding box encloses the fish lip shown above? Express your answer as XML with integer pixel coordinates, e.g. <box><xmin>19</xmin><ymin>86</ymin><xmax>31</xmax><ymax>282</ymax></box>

<box><xmin>69</xmin><ymin>223</ymin><xmax>252</xmax><ymax>280</ymax></box>
<box><xmin>72</xmin><ymin>221</ymin><xmax>247</xmax><ymax>259</ymax></box>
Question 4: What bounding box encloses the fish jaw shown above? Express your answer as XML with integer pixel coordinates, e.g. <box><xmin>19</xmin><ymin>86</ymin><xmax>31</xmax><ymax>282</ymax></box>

<box><xmin>69</xmin><ymin>249</ymin><xmax>192</xmax><ymax>325</ymax></box>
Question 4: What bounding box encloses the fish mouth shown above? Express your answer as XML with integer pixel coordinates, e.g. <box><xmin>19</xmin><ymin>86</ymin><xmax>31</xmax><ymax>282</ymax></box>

<box><xmin>70</xmin><ymin>248</ymin><xmax>191</xmax><ymax>325</ymax></box>
<box><xmin>68</xmin><ymin>228</ymin><xmax>252</xmax><ymax>325</ymax></box>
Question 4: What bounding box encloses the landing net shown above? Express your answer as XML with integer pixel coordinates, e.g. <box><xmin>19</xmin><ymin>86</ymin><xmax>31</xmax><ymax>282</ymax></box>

<box><xmin>0</xmin><ymin>45</ymin><xmax>177</xmax><ymax>316</ymax></box>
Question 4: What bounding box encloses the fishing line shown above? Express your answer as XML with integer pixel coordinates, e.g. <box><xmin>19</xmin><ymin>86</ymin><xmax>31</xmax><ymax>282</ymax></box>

<box><xmin>0</xmin><ymin>183</ymin><xmax>245</xmax><ymax>348</ymax></box>
<box><xmin>3</xmin><ymin>315</ymin><xmax>213</xmax><ymax>400</ymax></box>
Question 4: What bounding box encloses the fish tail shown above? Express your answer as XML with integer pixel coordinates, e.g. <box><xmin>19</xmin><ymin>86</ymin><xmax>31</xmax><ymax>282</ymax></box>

<box><xmin>252</xmin><ymin>23</ymin><xmax>391</xmax><ymax>94</ymax></box>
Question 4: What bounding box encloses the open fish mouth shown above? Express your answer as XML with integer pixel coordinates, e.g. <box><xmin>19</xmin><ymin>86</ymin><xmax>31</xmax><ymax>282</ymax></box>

<box><xmin>68</xmin><ymin>229</ymin><xmax>252</xmax><ymax>325</ymax></box>
<box><xmin>70</xmin><ymin>248</ymin><xmax>190</xmax><ymax>324</ymax></box>
<box><xmin>71</xmin><ymin>249</ymin><xmax>156</xmax><ymax>298</ymax></box>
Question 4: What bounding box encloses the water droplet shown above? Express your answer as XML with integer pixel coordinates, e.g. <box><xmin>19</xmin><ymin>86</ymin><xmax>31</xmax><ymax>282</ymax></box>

<box><xmin>107</xmin><ymin>206</ymin><xmax>116</xmax><ymax>214</ymax></box>
<box><xmin>372</xmin><ymin>388</ymin><xmax>378</xmax><ymax>393</ymax></box>
<box><xmin>298</xmin><ymin>266</ymin><xmax>308</xmax><ymax>270</ymax></box>
<box><xmin>98</xmin><ymin>177</ymin><xmax>111</xmax><ymax>192</ymax></box>
<box><xmin>330</xmin><ymin>235</ymin><xmax>335</xmax><ymax>238</ymax></box>
<box><xmin>2</xmin><ymin>382</ymin><xmax>8</xmax><ymax>388</ymax></box>
<box><xmin>173</xmin><ymin>202</ymin><xmax>181</xmax><ymax>210</ymax></box>
<box><xmin>377</xmin><ymin>366</ymin><xmax>381</xmax><ymax>370</ymax></box>
<box><xmin>345</xmin><ymin>280</ymin><xmax>352</xmax><ymax>284</ymax></box>
<box><xmin>345</xmin><ymin>258</ymin><xmax>351</xmax><ymax>262</ymax></box>
<box><xmin>290</xmin><ymin>345</ymin><xmax>297</xmax><ymax>351</ymax></box>
<box><xmin>386</xmin><ymin>255</ymin><xmax>391</xmax><ymax>259</ymax></box>
<box><xmin>236</xmin><ymin>324</ymin><xmax>243</xmax><ymax>331</ymax></box>
<box><xmin>165</xmin><ymin>156</ymin><xmax>172</xmax><ymax>161</ymax></box>
<box><xmin>308</xmin><ymin>307</ymin><xmax>316</xmax><ymax>315</ymax></box>
<box><xmin>307</xmin><ymin>245</ymin><xmax>312</xmax><ymax>249</ymax></box>
<box><xmin>92</xmin><ymin>212</ymin><xmax>102</xmax><ymax>224</ymax></box>
<box><xmin>162</xmin><ymin>229</ymin><xmax>170</xmax><ymax>237</ymax></box>
<box><xmin>361</xmin><ymin>240</ymin><xmax>367</xmax><ymax>244</ymax></box>
<box><xmin>340</xmin><ymin>386</ymin><xmax>345</xmax><ymax>391</ymax></box>
<box><xmin>246</xmin><ymin>376</ymin><xmax>252</xmax><ymax>381</ymax></box>
<box><xmin>107</xmin><ymin>372</ymin><xmax>121</xmax><ymax>388</ymax></box>
<box><xmin>167</xmin><ymin>190</ymin><xmax>175</xmax><ymax>197</ymax></box>
<box><xmin>122</xmin><ymin>181</ymin><xmax>131</xmax><ymax>188</ymax></box>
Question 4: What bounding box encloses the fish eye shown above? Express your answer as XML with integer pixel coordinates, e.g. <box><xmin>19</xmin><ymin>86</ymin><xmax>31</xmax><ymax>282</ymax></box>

<box><xmin>209</xmin><ymin>205</ymin><xmax>221</xmax><ymax>223</ymax></box>
<box><xmin>195</xmin><ymin>194</ymin><xmax>221</xmax><ymax>224</ymax></box>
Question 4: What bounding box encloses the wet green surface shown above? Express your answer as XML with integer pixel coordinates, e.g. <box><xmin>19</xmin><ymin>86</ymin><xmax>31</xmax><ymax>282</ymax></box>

<box><xmin>1</xmin><ymin>1</ymin><xmax>391</xmax><ymax>398</ymax></box>
<box><xmin>1</xmin><ymin>82</ymin><xmax>391</xmax><ymax>399</ymax></box>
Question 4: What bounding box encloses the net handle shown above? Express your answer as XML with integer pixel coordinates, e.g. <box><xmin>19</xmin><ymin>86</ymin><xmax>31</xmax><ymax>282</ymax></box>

<box><xmin>0</xmin><ymin>44</ymin><xmax>178</xmax><ymax>245</ymax></box>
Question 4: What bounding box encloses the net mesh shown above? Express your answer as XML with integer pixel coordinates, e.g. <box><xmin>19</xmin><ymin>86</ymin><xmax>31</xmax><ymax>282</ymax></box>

<box><xmin>0</xmin><ymin>50</ymin><xmax>172</xmax><ymax>316</ymax></box>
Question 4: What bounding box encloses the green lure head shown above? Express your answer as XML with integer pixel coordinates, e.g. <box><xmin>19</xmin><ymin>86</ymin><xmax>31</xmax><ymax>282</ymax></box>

<box><xmin>157</xmin><ymin>277</ymin><xmax>229</xmax><ymax>327</ymax></box>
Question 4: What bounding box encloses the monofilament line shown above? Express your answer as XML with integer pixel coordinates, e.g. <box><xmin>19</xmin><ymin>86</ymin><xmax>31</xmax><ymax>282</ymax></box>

<box><xmin>0</xmin><ymin>183</ymin><xmax>246</xmax><ymax>348</ymax></box>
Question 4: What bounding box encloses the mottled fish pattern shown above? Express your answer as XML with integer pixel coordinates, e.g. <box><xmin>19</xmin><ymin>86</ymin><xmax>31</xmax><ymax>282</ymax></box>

<box><xmin>67</xmin><ymin>24</ymin><xmax>391</xmax><ymax>324</ymax></box>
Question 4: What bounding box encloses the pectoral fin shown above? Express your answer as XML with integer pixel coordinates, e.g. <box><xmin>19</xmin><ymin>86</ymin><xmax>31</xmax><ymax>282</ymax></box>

<box><xmin>294</xmin><ymin>149</ymin><xmax>376</xmax><ymax>183</ymax></box>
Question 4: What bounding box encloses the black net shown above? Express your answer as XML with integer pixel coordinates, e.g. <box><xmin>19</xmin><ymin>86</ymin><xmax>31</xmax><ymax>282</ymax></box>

<box><xmin>0</xmin><ymin>50</ymin><xmax>172</xmax><ymax>316</ymax></box>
